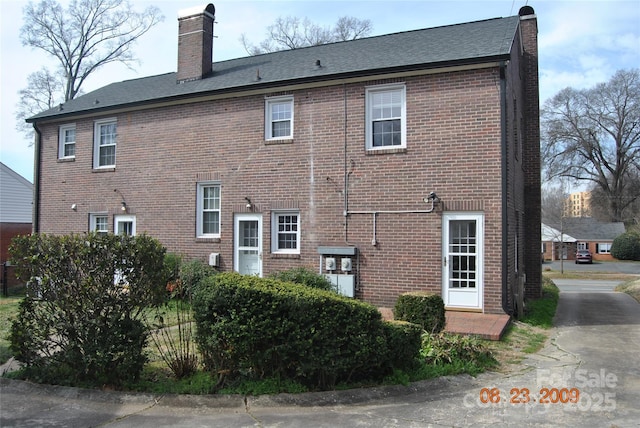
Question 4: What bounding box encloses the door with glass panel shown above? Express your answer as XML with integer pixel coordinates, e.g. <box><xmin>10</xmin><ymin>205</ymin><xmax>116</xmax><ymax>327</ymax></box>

<box><xmin>234</xmin><ymin>214</ymin><xmax>262</xmax><ymax>277</ymax></box>
<box><xmin>442</xmin><ymin>213</ymin><xmax>483</xmax><ymax>309</ymax></box>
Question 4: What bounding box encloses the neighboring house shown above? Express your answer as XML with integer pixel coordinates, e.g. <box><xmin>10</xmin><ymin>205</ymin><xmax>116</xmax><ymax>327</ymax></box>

<box><xmin>551</xmin><ymin>218</ymin><xmax>626</xmax><ymax>262</ymax></box>
<box><xmin>541</xmin><ymin>223</ymin><xmax>577</xmax><ymax>261</ymax></box>
<box><xmin>27</xmin><ymin>4</ymin><xmax>541</xmax><ymax>318</ymax></box>
<box><xmin>0</xmin><ymin>162</ymin><xmax>33</xmax><ymax>291</ymax></box>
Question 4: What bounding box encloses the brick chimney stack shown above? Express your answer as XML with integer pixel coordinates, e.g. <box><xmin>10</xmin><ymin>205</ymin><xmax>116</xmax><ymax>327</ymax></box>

<box><xmin>177</xmin><ymin>4</ymin><xmax>215</xmax><ymax>83</ymax></box>
<box><xmin>518</xmin><ymin>6</ymin><xmax>542</xmax><ymax>299</ymax></box>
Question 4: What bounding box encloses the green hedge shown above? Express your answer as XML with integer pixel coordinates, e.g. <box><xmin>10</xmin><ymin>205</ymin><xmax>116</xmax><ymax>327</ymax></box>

<box><xmin>611</xmin><ymin>231</ymin><xmax>640</xmax><ymax>261</ymax></box>
<box><xmin>393</xmin><ymin>291</ymin><xmax>446</xmax><ymax>333</ymax></box>
<box><xmin>193</xmin><ymin>272</ymin><xmax>420</xmax><ymax>390</ymax></box>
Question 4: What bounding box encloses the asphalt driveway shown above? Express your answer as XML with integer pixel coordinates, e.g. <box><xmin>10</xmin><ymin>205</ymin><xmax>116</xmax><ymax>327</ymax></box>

<box><xmin>1</xmin><ymin>275</ymin><xmax>639</xmax><ymax>427</ymax></box>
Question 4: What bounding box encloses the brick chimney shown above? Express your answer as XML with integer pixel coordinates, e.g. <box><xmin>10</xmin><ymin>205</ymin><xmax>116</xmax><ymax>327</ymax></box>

<box><xmin>518</xmin><ymin>6</ymin><xmax>542</xmax><ymax>299</ymax></box>
<box><xmin>177</xmin><ymin>4</ymin><xmax>215</xmax><ymax>83</ymax></box>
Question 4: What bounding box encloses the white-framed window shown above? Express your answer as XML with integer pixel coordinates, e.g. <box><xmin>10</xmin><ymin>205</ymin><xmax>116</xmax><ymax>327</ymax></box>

<box><xmin>271</xmin><ymin>211</ymin><xmax>300</xmax><ymax>253</ymax></box>
<box><xmin>365</xmin><ymin>84</ymin><xmax>406</xmax><ymax>150</ymax></box>
<box><xmin>596</xmin><ymin>243</ymin><xmax>612</xmax><ymax>254</ymax></box>
<box><xmin>196</xmin><ymin>183</ymin><xmax>221</xmax><ymax>238</ymax></box>
<box><xmin>265</xmin><ymin>96</ymin><xmax>293</xmax><ymax>140</ymax></box>
<box><xmin>577</xmin><ymin>242</ymin><xmax>588</xmax><ymax>250</ymax></box>
<box><xmin>90</xmin><ymin>213</ymin><xmax>108</xmax><ymax>235</ymax></box>
<box><xmin>115</xmin><ymin>214</ymin><xmax>136</xmax><ymax>236</ymax></box>
<box><xmin>58</xmin><ymin>124</ymin><xmax>76</xmax><ymax>159</ymax></box>
<box><xmin>93</xmin><ymin>118</ymin><xmax>117</xmax><ymax>168</ymax></box>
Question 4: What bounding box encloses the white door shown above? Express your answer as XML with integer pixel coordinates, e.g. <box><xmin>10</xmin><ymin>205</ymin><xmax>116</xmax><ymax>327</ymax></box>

<box><xmin>442</xmin><ymin>213</ymin><xmax>483</xmax><ymax>309</ymax></box>
<box><xmin>114</xmin><ymin>215</ymin><xmax>136</xmax><ymax>236</ymax></box>
<box><xmin>234</xmin><ymin>213</ymin><xmax>262</xmax><ymax>276</ymax></box>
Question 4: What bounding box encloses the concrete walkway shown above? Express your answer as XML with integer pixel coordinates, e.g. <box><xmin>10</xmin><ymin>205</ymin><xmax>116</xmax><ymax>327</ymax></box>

<box><xmin>1</xmin><ymin>285</ymin><xmax>639</xmax><ymax>427</ymax></box>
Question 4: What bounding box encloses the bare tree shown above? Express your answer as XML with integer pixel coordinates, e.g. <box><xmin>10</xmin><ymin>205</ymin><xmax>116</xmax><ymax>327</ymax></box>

<box><xmin>541</xmin><ymin>69</ymin><xmax>640</xmax><ymax>222</ymax></box>
<box><xmin>14</xmin><ymin>68</ymin><xmax>68</xmax><ymax>140</ymax></box>
<box><xmin>541</xmin><ymin>183</ymin><xmax>570</xmax><ymax>224</ymax></box>
<box><xmin>16</xmin><ymin>0</ymin><xmax>163</xmax><ymax>139</ymax></box>
<box><xmin>241</xmin><ymin>15</ymin><xmax>372</xmax><ymax>55</ymax></box>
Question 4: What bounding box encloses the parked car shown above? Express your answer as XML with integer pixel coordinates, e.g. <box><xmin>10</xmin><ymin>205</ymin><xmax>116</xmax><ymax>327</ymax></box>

<box><xmin>575</xmin><ymin>250</ymin><xmax>593</xmax><ymax>264</ymax></box>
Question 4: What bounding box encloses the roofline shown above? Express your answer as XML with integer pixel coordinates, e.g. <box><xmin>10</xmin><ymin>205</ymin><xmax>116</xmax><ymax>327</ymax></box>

<box><xmin>27</xmin><ymin>57</ymin><xmax>509</xmax><ymax>124</ymax></box>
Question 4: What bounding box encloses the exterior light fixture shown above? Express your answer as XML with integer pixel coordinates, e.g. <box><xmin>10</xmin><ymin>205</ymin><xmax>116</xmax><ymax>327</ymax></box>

<box><xmin>245</xmin><ymin>197</ymin><xmax>253</xmax><ymax>209</ymax></box>
<box><xmin>121</xmin><ymin>201</ymin><xmax>127</xmax><ymax>212</ymax></box>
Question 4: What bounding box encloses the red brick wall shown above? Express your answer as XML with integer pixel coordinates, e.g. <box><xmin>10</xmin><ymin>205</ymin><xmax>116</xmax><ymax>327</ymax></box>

<box><xmin>0</xmin><ymin>223</ymin><xmax>32</xmax><ymax>288</ymax></box>
<box><xmin>37</xmin><ymin>66</ymin><xmax>519</xmax><ymax>313</ymax></box>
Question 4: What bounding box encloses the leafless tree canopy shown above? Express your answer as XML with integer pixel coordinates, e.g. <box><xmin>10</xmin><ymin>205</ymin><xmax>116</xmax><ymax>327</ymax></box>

<box><xmin>541</xmin><ymin>69</ymin><xmax>640</xmax><ymax>222</ymax></box>
<box><xmin>241</xmin><ymin>15</ymin><xmax>372</xmax><ymax>55</ymax></box>
<box><xmin>16</xmin><ymin>0</ymin><xmax>163</xmax><ymax>140</ymax></box>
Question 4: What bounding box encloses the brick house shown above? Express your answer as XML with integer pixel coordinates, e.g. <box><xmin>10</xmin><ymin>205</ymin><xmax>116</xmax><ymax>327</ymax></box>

<box><xmin>0</xmin><ymin>162</ymin><xmax>33</xmax><ymax>292</ymax></box>
<box><xmin>27</xmin><ymin>4</ymin><xmax>541</xmax><ymax>317</ymax></box>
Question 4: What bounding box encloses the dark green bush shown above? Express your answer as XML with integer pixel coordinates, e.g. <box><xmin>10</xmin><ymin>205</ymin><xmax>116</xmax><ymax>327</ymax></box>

<box><xmin>268</xmin><ymin>266</ymin><xmax>337</xmax><ymax>292</ymax></box>
<box><xmin>381</xmin><ymin>320</ymin><xmax>423</xmax><ymax>371</ymax></box>
<box><xmin>611</xmin><ymin>231</ymin><xmax>640</xmax><ymax>261</ymax></box>
<box><xmin>8</xmin><ymin>232</ymin><xmax>167</xmax><ymax>387</ymax></box>
<box><xmin>393</xmin><ymin>292</ymin><xmax>446</xmax><ymax>333</ymax></box>
<box><xmin>193</xmin><ymin>272</ymin><xmax>420</xmax><ymax>390</ymax></box>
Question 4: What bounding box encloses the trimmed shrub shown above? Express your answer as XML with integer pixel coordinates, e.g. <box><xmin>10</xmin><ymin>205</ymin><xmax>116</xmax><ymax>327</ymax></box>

<box><xmin>611</xmin><ymin>232</ymin><xmax>640</xmax><ymax>261</ymax></box>
<box><xmin>8</xmin><ymin>232</ymin><xmax>167</xmax><ymax>387</ymax></box>
<box><xmin>393</xmin><ymin>292</ymin><xmax>446</xmax><ymax>333</ymax></box>
<box><xmin>193</xmin><ymin>272</ymin><xmax>420</xmax><ymax>390</ymax></box>
<box><xmin>382</xmin><ymin>320</ymin><xmax>423</xmax><ymax>371</ymax></box>
<box><xmin>268</xmin><ymin>266</ymin><xmax>337</xmax><ymax>292</ymax></box>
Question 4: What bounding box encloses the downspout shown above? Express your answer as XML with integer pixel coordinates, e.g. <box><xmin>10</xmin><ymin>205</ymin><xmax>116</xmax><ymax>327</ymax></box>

<box><xmin>499</xmin><ymin>61</ymin><xmax>512</xmax><ymax>315</ymax></box>
<box><xmin>32</xmin><ymin>122</ymin><xmax>42</xmax><ymax>234</ymax></box>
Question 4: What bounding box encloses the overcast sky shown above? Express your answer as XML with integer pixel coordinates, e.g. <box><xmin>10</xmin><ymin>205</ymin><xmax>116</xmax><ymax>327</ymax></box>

<box><xmin>1</xmin><ymin>0</ymin><xmax>638</xmax><ymax>183</ymax></box>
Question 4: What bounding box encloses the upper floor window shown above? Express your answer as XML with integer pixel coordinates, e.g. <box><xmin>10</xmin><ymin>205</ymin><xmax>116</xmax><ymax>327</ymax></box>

<box><xmin>265</xmin><ymin>96</ymin><xmax>293</xmax><ymax>140</ymax></box>
<box><xmin>271</xmin><ymin>211</ymin><xmax>300</xmax><ymax>254</ymax></box>
<box><xmin>365</xmin><ymin>84</ymin><xmax>406</xmax><ymax>150</ymax></box>
<box><xmin>90</xmin><ymin>213</ymin><xmax>108</xmax><ymax>235</ymax></box>
<box><xmin>94</xmin><ymin>118</ymin><xmax>117</xmax><ymax>168</ymax></box>
<box><xmin>197</xmin><ymin>183</ymin><xmax>221</xmax><ymax>238</ymax></box>
<box><xmin>58</xmin><ymin>124</ymin><xmax>76</xmax><ymax>159</ymax></box>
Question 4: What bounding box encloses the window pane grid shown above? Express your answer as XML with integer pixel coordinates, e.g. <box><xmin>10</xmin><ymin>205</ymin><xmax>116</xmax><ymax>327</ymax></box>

<box><xmin>198</xmin><ymin>184</ymin><xmax>221</xmax><ymax>237</ymax></box>
<box><xmin>449</xmin><ymin>220</ymin><xmax>477</xmax><ymax>289</ymax></box>
<box><xmin>267</xmin><ymin>98</ymin><xmax>293</xmax><ymax>139</ymax></box>
<box><xmin>367</xmin><ymin>86</ymin><xmax>404</xmax><ymax>149</ymax></box>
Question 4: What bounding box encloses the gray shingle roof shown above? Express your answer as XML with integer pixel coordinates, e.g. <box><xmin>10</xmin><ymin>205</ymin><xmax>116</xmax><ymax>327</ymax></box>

<box><xmin>550</xmin><ymin>218</ymin><xmax>627</xmax><ymax>241</ymax></box>
<box><xmin>28</xmin><ymin>15</ymin><xmax>519</xmax><ymax>122</ymax></box>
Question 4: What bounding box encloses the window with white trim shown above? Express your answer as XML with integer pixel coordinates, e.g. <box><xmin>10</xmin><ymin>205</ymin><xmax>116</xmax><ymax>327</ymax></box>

<box><xmin>366</xmin><ymin>84</ymin><xmax>406</xmax><ymax>150</ymax></box>
<box><xmin>197</xmin><ymin>183</ymin><xmax>221</xmax><ymax>238</ymax></box>
<box><xmin>93</xmin><ymin>118</ymin><xmax>117</xmax><ymax>168</ymax></box>
<box><xmin>265</xmin><ymin>96</ymin><xmax>293</xmax><ymax>140</ymax></box>
<box><xmin>596</xmin><ymin>243</ymin><xmax>612</xmax><ymax>254</ymax></box>
<box><xmin>90</xmin><ymin>213</ymin><xmax>108</xmax><ymax>235</ymax></box>
<box><xmin>59</xmin><ymin>124</ymin><xmax>76</xmax><ymax>159</ymax></box>
<box><xmin>271</xmin><ymin>211</ymin><xmax>300</xmax><ymax>253</ymax></box>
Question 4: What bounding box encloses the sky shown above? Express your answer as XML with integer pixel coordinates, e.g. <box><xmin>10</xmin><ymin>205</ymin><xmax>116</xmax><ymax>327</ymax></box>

<box><xmin>1</xmin><ymin>0</ymin><xmax>639</xmax><ymax>183</ymax></box>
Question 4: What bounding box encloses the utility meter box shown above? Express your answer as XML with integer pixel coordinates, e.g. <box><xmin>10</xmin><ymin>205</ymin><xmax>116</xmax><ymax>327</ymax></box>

<box><xmin>341</xmin><ymin>257</ymin><xmax>352</xmax><ymax>272</ymax></box>
<box><xmin>208</xmin><ymin>253</ymin><xmax>219</xmax><ymax>267</ymax></box>
<box><xmin>325</xmin><ymin>257</ymin><xmax>336</xmax><ymax>271</ymax></box>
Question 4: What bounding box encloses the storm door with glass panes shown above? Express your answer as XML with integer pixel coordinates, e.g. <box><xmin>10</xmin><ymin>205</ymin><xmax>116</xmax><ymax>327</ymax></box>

<box><xmin>442</xmin><ymin>213</ymin><xmax>483</xmax><ymax>309</ymax></box>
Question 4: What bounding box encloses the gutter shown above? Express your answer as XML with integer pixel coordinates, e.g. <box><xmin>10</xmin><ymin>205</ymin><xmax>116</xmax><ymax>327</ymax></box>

<box><xmin>32</xmin><ymin>122</ymin><xmax>42</xmax><ymax>233</ymax></box>
<box><xmin>499</xmin><ymin>61</ymin><xmax>512</xmax><ymax>315</ymax></box>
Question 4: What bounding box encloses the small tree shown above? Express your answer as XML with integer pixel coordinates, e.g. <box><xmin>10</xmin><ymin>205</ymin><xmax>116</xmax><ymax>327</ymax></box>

<box><xmin>241</xmin><ymin>15</ymin><xmax>372</xmax><ymax>55</ymax></box>
<box><xmin>9</xmin><ymin>232</ymin><xmax>167</xmax><ymax>387</ymax></box>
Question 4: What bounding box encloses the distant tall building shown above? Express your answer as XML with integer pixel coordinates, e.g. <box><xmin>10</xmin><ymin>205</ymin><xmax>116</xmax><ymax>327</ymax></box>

<box><xmin>565</xmin><ymin>191</ymin><xmax>591</xmax><ymax>217</ymax></box>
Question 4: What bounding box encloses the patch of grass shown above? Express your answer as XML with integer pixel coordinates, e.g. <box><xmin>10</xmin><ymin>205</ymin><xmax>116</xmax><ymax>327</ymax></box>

<box><xmin>615</xmin><ymin>278</ymin><xmax>640</xmax><ymax>303</ymax></box>
<box><xmin>0</xmin><ymin>287</ymin><xmax>25</xmax><ymax>365</ymax></box>
<box><xmin>520</xmin><ymin>278</ymin><xmax>559</xmax><ymax>329</ymax></box>
<box><xmin>542</xmin><ymin>270</ymin><xmax>637</xmax><ymax>282</ymax></box>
